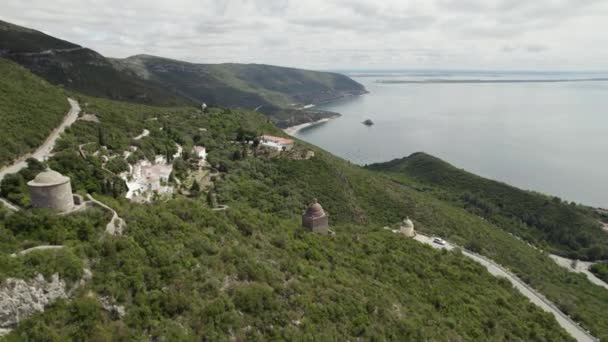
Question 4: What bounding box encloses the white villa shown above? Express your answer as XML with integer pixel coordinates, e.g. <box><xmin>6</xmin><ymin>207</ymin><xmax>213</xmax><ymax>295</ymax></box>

<box><xmin>193</xmin><ymin>146</ymin><xmax>207</xmax><ymax>160</ymax></box>
<box><xmin>260</xmin><ymin>135</ymin><xmax>294</xmax><ymax>151</ymax></box>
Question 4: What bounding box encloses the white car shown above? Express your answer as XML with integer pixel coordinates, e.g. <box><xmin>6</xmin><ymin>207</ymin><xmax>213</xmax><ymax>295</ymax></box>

<box><xmin>433</xmin><ymin>237</ymin><xmax>447</xmax><ymax>245</ymax></box>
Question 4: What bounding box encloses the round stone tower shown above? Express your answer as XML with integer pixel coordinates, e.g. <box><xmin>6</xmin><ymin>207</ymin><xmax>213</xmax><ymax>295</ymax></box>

<box><xmin>28</xmin><ymin>169</ymin><xmax>74</xmax><ymax>212</ymax></box>
<box><xmin>302</xmin><ymin>199</ymin><xmax>329</xmax><ymax>234</ymax></box>
<box><xmin>399</xmin><ymin>217</ymin><xmax>416</xmax><ymax>237</ymax></box>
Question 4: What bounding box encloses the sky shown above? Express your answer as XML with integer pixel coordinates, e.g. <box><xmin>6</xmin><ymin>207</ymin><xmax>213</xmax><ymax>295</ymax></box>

<box><xmin>3</xmin><ymin>0</ymin><xmax>608</xmax><ymax>70</ymax></box>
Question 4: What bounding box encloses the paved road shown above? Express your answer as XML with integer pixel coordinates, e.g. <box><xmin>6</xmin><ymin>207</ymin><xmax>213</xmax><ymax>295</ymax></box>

<box><xmin>133</xmin><ymin>129</ymin><xmax>150</xmax><ymax>140</ymax></box>
<box><xmin>0</xmin><ymin>98</ymin><xmax>80</xmax><ymax>183</ymax></box>
<box><xmin>414</xmin><ymin>234</ymin><xmax>597</xmax><ymax>342</ymax></box>
<box><xmin>550</xmin><ymin>254</ymin><xmax>608</xmax><ymax>290</ymax></box>
<box><xmin>10</xmin><ymin>245</ymin><xmax>64</xmax><ymax>257</ymax></box>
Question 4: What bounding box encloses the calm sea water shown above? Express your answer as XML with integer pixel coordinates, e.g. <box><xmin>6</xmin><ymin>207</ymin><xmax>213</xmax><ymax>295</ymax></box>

<box><xmin>294</xmin><ymin>70</ymin><xmax>608</xmax><ymax>208</ymax></box>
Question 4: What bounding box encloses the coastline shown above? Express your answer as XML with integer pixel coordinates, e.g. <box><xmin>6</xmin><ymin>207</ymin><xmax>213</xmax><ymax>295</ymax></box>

<box><xmin>283</xmin><ymin>91</ymin><xmax>368</xmax><ymax>136</ymax></box>
<box><xmin>283</xmin><ymin>116</ymin><xmax>338</xmax><ymax>136</ymax></box>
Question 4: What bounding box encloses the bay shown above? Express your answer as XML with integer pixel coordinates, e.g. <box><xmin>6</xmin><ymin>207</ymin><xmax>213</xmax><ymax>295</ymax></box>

<box><xmin>294</xmin><ymin>70</ymin><xmax>608</xmax><ymax>207</ymax></box>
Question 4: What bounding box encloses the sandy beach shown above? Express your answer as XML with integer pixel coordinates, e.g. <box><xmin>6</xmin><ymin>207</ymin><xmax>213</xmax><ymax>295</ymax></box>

<box><xmin>283</xmin><ymin>116</ymin><xmax>338</xmax><ymax>136</ymax></box>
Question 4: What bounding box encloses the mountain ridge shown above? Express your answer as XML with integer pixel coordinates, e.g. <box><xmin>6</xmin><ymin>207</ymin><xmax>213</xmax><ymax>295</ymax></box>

<box><xmin>0</xmin><ymin>20</ymin><xmax>366</xmax><ymax>125</ymax></box>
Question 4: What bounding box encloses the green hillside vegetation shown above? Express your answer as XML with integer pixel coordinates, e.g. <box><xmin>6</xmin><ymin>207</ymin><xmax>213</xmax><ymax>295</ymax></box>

<box><xmin>367</xmin><ymin>152</ymin><xmax>608</xmax><ymax>261</ymax></box>
<box><xmin>0</xmin><ymin>200</ymin><xmax>573</xmax><ymax>341</ymax></box>
<box><xmin>113</xmin><ymin>55</ymin><xmax>366</xmax><ymax>114</ymax></box>
<box><xmin>0</xmin><ymin>20</ymin><xmax>78</xmax><ymax>53</ymax></box>
<box><xmin>0</xmin><ymin>58</ymin><xmax>69</xmax><ymax>166</ymax></box>
<box><xmin>590</xmin><ymin>262</ymin><xmax>608</xmax><ymax>283</ymax></box>
<box><xmin>0</xmin><ymin>20</ymin><xmax>365</xmax><ymax>124</ymax></box>
<box><xmin>7</xmin><ymin>49</ymin><xmax>190</xmax><ymax>107</ymax></box>
<box><xmin>0</xmin><ymin>96</ymin><xmax>590</xmax><ymax>340</ymax></box>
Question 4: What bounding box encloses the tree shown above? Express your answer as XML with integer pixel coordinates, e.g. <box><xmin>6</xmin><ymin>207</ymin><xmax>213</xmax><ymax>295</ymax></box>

<box><xmin>190</xmin><ymin>181</ymin><xmax>201</xmax><ymax>197</ymax></box>
<box><xmin>231</xmin><ymin>150</ymin><xmax>242</xmax><ymax>161</ymax></box>
<box><xmin>207</xmin><ymin>191</ymin><xmax>218</xmax><ymax>208</ymax></box>
<box><xmin>1</xmin><ymin>173</ymin><xmax>24</xmax><ymax>197</ymax></box>
<box><xmin>97</xmin><ymin>127</ymin><xmax>106</xmax><ymax>146</ymax></box>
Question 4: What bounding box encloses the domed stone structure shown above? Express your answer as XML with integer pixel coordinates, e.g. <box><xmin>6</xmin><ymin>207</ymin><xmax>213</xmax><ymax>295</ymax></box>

<box><xmin>302</xmin><ymin>199</ymin><xmax>329</xmax><ymax>234</ymax></box>
<box><xmin>27</xmin><ymin>169</ymin><xmax>74</xmax><ymax>212</ymax></box>
<box><xmin>399</xmin><ymin>217</ymin><xmax>416</xmax><ymax>237</ymax></box>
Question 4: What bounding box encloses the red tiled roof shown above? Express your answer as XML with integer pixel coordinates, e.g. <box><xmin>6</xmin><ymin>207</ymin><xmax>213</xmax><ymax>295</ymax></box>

<box><xmin>261</xmin><ymin>135</ymin><xmax>294</xmax><ymax>145</ymax></box>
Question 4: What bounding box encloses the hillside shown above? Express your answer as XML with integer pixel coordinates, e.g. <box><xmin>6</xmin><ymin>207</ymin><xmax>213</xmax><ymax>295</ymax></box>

<box><xmin>0</xmin><ymin>96</ymin><xmax>607</xmax><ymax>339</ymax></box>
<box><xmin>0</xmin><ymin>20</ymin><xmax>366</xmax><ymax>125</ymax></box>
<box><xmin>367</xmin><ymin>152</ymin><xmax>608</xmax><ymax>260</ymax></box>
<box><xmin>0</xmin><ymin>20</ymin><xmax>78</xmax><ymax>53</ymax></box>
<box><xmin>0</xmin><ymin>20</ymin><xmax>190</xmax><ymax>107</ymax></box>
<box><xmin>0</xmin><ymin>58</ymin><xmax>69</xmax><ymax>166</ymax></box>
<box><xmin>113</xmin><ymin>55</ymin><xmax>367</xmax><ymax>116</ymax></box>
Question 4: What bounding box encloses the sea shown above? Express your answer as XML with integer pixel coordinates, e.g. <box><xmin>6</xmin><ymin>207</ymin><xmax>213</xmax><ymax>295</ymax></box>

<box><xmin>292</xmin><ymin>70</ymin><xmax>608</xmax><ymax>208</ymax></box>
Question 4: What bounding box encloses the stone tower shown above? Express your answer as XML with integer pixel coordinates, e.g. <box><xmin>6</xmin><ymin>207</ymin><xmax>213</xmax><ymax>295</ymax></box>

<box><xmin>28</xmin><ymin>169</ymin><xmax>74</xmax><ymax>212</ymax></box>
<box><xmin>399</xmin><ymin>217</ymin><xmax>416</xmax><ymax>237</ymax></box>
<box><xmin>302</xmin><ymin>199</ymin><xmax>329</xmax><ymax>234</ymax></box>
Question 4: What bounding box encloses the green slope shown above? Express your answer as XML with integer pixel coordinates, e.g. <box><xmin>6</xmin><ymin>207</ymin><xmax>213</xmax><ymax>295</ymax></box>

<box><xmin>0</xmin><ymin>20</ymin><xmax>197</xmax><ymax>107</ymax></box>
<box><xmin>0</xmin><ymin>20</ymin><xmax>365</xmax><ymax>124</ymax></box>
<box><xmin>367</xmin><ymin>152</ymin><xmax>608</xmax><ymax>261</ymax></box>
<box><xmin>0</xmin><ymin>57</ymin><xmax>69</xmax><ymax>166</ymax></box>
<box><xmin>5</xmin><ymin>49</ymin><xmax>190</xmax><ymax>107</ymax></box>
<box><xmin>0</xmin><ymin>20</ymin><xmax>78</xmax><ymax>53</ymax></box>
<box><xmin>113</xmin><ymin>55</ymin><xmax>366</xmax><ymax>113</ymax></box>
<box><xmin>0</xmin><ymin>97</ymin><xmax>584</xmax><ymax>340</ymax></box>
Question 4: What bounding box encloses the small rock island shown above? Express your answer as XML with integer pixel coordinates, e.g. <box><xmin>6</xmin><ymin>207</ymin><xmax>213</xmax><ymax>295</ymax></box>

<box><xmin>362</xmin><ymin>119</ymin><xmax>374</xmax><ymax>126</ymax></box>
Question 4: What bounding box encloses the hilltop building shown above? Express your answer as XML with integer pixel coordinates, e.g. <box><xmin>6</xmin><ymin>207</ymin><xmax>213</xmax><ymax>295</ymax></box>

<box><xmin>302</xmin><ymin>199</ymin><xmax>329</xmax><ymax>234</ymax></box>
<box><xmin>193</xmin><ymin>146</ymin><xmax>207</xmax><ymax>160</ymax></box>
<box><xmin>260</xmin><ymin>135</ymin><xmax>294</xmax><ymax>151</ymax></box>
<box><xmin>28</xmin><ymin>169</ymin><xmax>74</xmax><ymax>212</ymax></box>
<box><xmin>399</xmin><ymin>217</ymin><xmax>416</xmax><ymax>237</ymax></box>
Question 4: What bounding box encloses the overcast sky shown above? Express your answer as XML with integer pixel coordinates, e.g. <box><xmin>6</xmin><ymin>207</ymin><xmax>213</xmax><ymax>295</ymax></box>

<box><xmin>3</xmin><ymin>0</ymin><xmax>608</xmax><ymax>70</ymax></box>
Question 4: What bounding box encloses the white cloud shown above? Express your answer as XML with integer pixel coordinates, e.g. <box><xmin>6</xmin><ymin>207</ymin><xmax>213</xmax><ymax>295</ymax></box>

<box><xmin>1</xmin><ymin>0</ymin><xmax>608</xmax><ymax>70</ymax></box>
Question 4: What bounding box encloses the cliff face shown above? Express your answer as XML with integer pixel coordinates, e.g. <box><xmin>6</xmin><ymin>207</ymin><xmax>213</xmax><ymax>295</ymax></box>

<box><xmin>0</xmin><ymin>274</ymin><xmax>68</xmax><ymax>333</ymax></box>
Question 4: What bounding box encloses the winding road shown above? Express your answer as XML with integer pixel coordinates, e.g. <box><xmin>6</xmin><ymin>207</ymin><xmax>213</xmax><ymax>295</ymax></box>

<box><xmin>414</xmin><ymin>234</ymin><xmax>598</xmax><ymax>342</ymax></box>
<box><xmin>0</xmin><ymin>98</ymin><xmax>81</xmax><ymax>183</ymax></box>
<box><xmin>550</xmin><ymin>254</ymin><xmax>608</xmax><ymax>290</ymax></box>
<box><xmin>10</xmin><ymin>245</ymin><xmax>65</xmax><ymax>258</ymax></box>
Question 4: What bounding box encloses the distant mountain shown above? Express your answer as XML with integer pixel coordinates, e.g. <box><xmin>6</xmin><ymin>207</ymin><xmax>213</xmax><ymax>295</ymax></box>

<box><xmin>112</xmin><ymin>55</ymin><xmax>367</xmax><ymax>113</ymax></box>
<box><xmin>0</xmin><ymin>20</ymin><xmax>78</xmax><ymax>53</ymax></box>
<box><xmin>0</xmin><ymin>21</ymin><xmax>189</xmax><ymax>107</ymax></box>
<box><xmin>0</xmin><ymin>20</ymin><xmax>366</xmax><ymax>124</ymax></box>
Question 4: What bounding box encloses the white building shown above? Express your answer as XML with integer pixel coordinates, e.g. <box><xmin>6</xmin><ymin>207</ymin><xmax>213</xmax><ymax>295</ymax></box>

<box><xmin>260</xmin><ymin>135</ymin><xmax>294</xmax><ymax>151</ymax></box>
<box><xmin>193</xmin><ymin>146</ymin><xmax>207</xmax><ymax>160</ymax></box>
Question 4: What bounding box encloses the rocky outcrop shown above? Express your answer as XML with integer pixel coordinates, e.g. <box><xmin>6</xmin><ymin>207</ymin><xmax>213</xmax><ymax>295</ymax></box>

<box><xmin>99</xmin><ymin>296</ymin><xmax>126</xmax><ymax>319</ymax></box>
<box><xmin>0</xmin><ymin>274</ymin><xmax>68</xmax><ymax>330</ymax></box>
<box><xmin>0</xmin><ymin>267</ymin><xmax>92</xmax><ymax>337</ymax></box>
